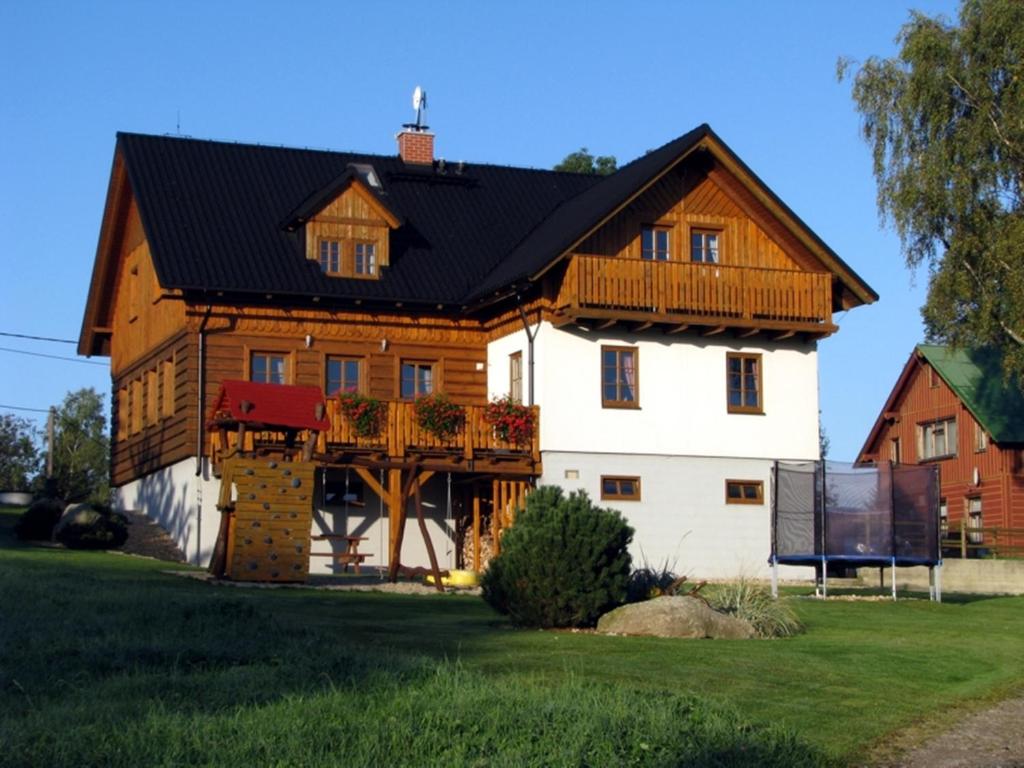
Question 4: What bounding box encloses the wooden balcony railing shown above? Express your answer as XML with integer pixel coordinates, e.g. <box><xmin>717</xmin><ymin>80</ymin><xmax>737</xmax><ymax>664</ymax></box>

<box><xmin>559</xmin><ymin>255</ymin><xmax>833</xmax><ymax>326</ymax></box>
<box><xmin>209</xmin><ymin>399</ymin><xmax>541</xmax><ymax>468</ymax></box>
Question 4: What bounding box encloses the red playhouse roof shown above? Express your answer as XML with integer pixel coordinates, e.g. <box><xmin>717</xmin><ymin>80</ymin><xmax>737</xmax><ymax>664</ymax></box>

<box><xmin>207</xmin><ymin>380</ymin><xmax>330</xmax><ymax>432</ymax></box>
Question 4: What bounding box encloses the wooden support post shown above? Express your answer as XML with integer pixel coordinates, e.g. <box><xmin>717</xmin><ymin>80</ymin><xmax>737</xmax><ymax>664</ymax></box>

<box><xmin>414</xmin><ymin>477</ymin><xmax>445</xmax><ymax>592</ymax></box>
<box><xmin>237</xmin><ymin>423</ymin><xmax>247</xmax><ymax>457</ymax></box>
<box><xmin>301</xmin><ymin>430</ymin><xmax>318</xmax><ymax>462</ymax></box>
<box><xmin>472</xmin><ymin>487</ymin><xmax>481</xmax><ymax>572</ymax></box>
<box><xmin>491</xmin><ymin>479</ymin><xmax>501</xmax><ymax>556</ymax></box>
<box><xmin>388</xmin><ymin>468</ymin><xmax>414</xmax><ymax>582</ymax></box>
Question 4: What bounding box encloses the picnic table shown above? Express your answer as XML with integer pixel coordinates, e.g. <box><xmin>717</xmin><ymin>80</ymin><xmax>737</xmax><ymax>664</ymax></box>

<box><xmin>310</xmin><ymin>534</ymin><xmax>372</xmax><ymax>574</ymax></box>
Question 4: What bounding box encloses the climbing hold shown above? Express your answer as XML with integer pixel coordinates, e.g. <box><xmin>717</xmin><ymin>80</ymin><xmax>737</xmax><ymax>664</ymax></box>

<box><xmin>291</xmin><ymin>478</ymin><xmax>302</xmax><ymax>488</ymax></box>
<box><xmin>268</xmin><ymin>461</ymin><xmax>278</xmax><ymax>469</ymax></box>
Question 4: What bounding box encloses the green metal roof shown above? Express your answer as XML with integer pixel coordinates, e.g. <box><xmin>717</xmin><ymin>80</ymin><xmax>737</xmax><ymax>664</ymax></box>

<box><xmin>917</xmin><ymin>344</ymin><xmax>1024</xmax><ymax>444</ymax></box>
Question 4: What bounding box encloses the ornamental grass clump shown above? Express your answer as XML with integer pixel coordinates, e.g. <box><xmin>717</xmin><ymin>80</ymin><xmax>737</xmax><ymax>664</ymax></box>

<box><xmin>483</xmin><ymin>395</ymin><xmax>534</xmax><ymax>445</ymax></box>
<box><xmin>337</xmin><ymin>392</ymin><xmax>386</xmax><ymax>438</ymax></box>
<box><xmin>413</xmin><ymin>393</ymin><xmax>465</xmax><ymax>441</ymax></box>
<box><xmin>703</xmin><ymin>578</ymin><xmax>804</xmax><ymax>638</ymax></box>
<box><xmin>482</xmin><ymin>485</ymin><xmax>633</xmax><ymax>628</ymax></box>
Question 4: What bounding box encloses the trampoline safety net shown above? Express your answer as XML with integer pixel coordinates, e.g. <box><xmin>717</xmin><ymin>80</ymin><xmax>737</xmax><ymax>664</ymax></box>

<box><xmin>772</xmin><ymin>461</ymin><xmax>940</xmax><ymax>567</ymax></box>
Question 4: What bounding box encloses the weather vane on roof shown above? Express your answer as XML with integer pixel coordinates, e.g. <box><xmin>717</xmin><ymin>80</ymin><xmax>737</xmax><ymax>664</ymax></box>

<box><xmin>404</xmin><ymin>86</ymin><xmax>428</xmax><ymax>132</ymax></box>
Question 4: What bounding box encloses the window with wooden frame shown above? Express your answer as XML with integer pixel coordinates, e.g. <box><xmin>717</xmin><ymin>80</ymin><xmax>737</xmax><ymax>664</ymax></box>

<box><xmin>690</xmin><ymin>229</ymin><xmax>720</xmax><ymax>263</ymax></box>
<box><xmin>161</xmin><ymin>358</ymin><xmax>175</xmax><ymax>418</ymax></box>
<box><xmin>400</xmin><ymin>360</ymin><xmax>435</xmax><ymax>399</ymax></box>
<box><xmin>117</xmin><ymin>387</ymin><xmax>129</xmax><ymax>441</ymax></box>
<box><xmin>726</xmin><ymin>352</ymin><xmax>762</xmax><ymax>414</ymax></box>
<box><xmin>973</xmin><ymin>421</ymin><xmax>988</xmax><ymax>452</ymax></box>
<box><xmin>967</xmin><ymin>496</ymin><xmax>983</xmax><ymax>543</ymax></box>
<box><xmin>145</xmin><ymin>369</ymin><xmax>159</xmax><ymax>427</ymax></box>
<box><xmin>889</xmin><ymin>436</ymin><xmax>901</xmax><ymax>464</ymax></box>
<box><xmin>251</xmin><ymin>353</ymin><xmax>287</xmax><ymax>385</ymax></box>
<box><xmin>130</xmin><ymin>379</ymin><xmax>143</xmax><ymax>435</ymax></box>
<box><xmin>601</xmin><ymin>475</ymin><xmax>641</xmax><ymax>501</ymax></box>
<box><xmin>726</xmin><ymin>479</ymin><xmax>764</xmax><ymax>505</ymax></box>
<box><xmin>353</xmin><ymin>241</ymin><xmax>377</xmax><ymax>277</ymax></box>
<box><xmin>601</xmin><ymin>346</ymin><xmax>638</xmax><ymax>408</ymax></box>
<box><xmin>917</xmin><ymin>417</ymin><xmax>957</xmax><ymax>460</ymax></box>
<box><xmin>326</xmin><ymin>357</ymin><xmax>362</xmax><ymax>396</ymax></box>
<box><xmin>509</xmin><ymin>351</ymin><xmax>523</xmax><ymax>404</ymax></box>
<box><xmin>927</xmin><ymin>365</ymin><xmax>939</xmax><ymax>388</ymax></box>
<box><xmin>318</xmin><ymin>239</ymin><xmax>342</xmax><ymax>275</ymax></box>
<box><xmin>641</xmin><ymin>225</ymin><xmax>671</xmax><ymax>261</ymax></box>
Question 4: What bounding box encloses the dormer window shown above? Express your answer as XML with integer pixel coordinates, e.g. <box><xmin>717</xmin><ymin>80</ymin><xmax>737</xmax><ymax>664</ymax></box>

<box><xmin>641</xmin><ymin>226</ymin><xmax>670</xmax><ymax>261</ymax></box>
<box><xmin>354</xmin><ymin>242</ymin><xmax>377</xmax><ymax>277</ymax></box>
<box><xmin>319</xmin><ymin>240</ymin><xmax>342</xmax><ymax>274</ymax></box>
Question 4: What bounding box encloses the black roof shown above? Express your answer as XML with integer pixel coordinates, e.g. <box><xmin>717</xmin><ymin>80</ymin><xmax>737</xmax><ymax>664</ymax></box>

<box><xmin>118</xmin><ymin>132</ymin><xmax>601</xmax><ymax>307</ymax></box>
<box><xmin>115</xmin><ymin>125</ymin><xmax>875</xmax><ymax>313</ymax></box>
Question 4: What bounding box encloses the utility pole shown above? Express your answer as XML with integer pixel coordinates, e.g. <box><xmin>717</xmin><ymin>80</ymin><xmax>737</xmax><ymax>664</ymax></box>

<box><xmin>45</xmin><ymin>406</ymin><xmax>56</xmax><ymax>498</ymax></box>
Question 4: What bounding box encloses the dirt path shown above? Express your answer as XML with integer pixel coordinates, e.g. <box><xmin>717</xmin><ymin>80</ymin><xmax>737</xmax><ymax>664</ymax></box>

<box><xmin>869</xmin><ymin>694</ymin><xmax>1024</xmax><ymax>768</ymax></box>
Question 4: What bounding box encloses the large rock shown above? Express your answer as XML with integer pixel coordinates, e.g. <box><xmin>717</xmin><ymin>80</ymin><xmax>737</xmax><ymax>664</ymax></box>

<box><xmin>596</xmin><ymin>596</ymin><xmax>755</xmax><ymax>639</ymax></box>
<box><xmin>54</xmin><ymin>503</ymin><xmax>128</xmax><ymax>549</ymax></box>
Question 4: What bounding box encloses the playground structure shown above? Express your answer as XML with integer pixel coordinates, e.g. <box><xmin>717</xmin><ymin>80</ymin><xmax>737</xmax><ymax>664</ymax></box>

<box><xmin>771</xmin><ymin>461</ymin><xmax>942</xmax><ymax>600</ymax></box>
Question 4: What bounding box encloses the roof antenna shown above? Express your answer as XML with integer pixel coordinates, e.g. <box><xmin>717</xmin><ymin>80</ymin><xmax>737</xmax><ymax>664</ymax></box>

<box><xmin>404</xmin><ymin>86</ymin><xmax>428</xmax><ymax>132</ymax></box>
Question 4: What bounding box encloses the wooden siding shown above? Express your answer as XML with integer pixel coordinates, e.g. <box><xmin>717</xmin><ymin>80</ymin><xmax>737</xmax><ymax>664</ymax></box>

<box><xmin>864</xmin><ymin>356</ymin><xmax>1024</xmax><ymax>534</ymax></box>
<box><xmin>109</xmin><ymin>230</ymin><xmax>186</xmax><ymax>375</ymax></box>
<box><xmin>576</xmin><ymin>164</ymin><xmax>809</xmax><ymax>271</ymax></box>
<box><xmin>110</xmin><ymin>330</ymin><xmax>193</xmax><ymax>486</ymax></box>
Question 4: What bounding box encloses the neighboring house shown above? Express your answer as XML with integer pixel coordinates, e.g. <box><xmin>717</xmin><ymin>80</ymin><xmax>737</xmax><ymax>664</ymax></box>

<box><xmin>857</xmin><ymin>345</ymin><xmax>1024</xmax><ymax>553</ymax></box>
<box><xmin>78</xmin><ymin>120</ymin><xmax>876</xmax><ymax>578</ymax></box>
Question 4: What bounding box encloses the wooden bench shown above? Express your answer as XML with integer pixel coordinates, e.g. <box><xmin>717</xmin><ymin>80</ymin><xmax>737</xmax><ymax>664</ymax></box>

<box><xmin>310</xmin><ymin>534</ymin><xmax>372</xmax><ymax>574</ymax></box>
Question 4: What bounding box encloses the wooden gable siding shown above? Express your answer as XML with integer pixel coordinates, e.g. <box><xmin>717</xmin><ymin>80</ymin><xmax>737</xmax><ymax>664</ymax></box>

<box><xmin>575</xmin><ymin>163</ymin><xmax>807</xmax><ymax>271</ymax></box>
<box><xmin>108</xmin><ymin>205</ymin><xmax>186</xmax><ymax>375</ymax></box>
<box><xmin>304</xmin><ymin>185</ymin><xmax>391</xmax><ymax>269</ymax></box>
<box><xmin>866</xmin><ymin>357</ymin><xmax>1023</xmax><ymax>532</ymax></box>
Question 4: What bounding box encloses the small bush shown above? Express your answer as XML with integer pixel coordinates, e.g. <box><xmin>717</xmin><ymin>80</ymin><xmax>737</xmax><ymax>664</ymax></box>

<box><xmin>626</xmin><ymin>556</ymin><xmax>680</xmax><ymax>603</ymax></box>
<box><xmin>14</xmin><ymin>498</ymin><xmax>64</xmax><ymax>540</ymax></box>
<box><xmin>703</xmin><ymin>579</ymin><xmax>804</xmax><ymax>638</ymax></box>
<box><xmin>53</xmin><ymin>503</ymin><xmax>129</xmax><ymax>550</ymax></box>
<box><xmin>482</xmin><ymin>485</ymin><xmax>633</xmax><ymax>628</ymax></box>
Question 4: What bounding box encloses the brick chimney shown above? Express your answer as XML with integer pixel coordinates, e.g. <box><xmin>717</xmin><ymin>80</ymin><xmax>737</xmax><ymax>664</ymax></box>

<box><xmin>397</xmin><ymin>129</ymin><xmax>434</xmax><ymax>165</ymax></box>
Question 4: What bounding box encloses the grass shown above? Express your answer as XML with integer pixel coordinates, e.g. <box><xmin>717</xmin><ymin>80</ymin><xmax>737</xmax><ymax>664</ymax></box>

<box><xmin>2</xmin><ymin>506</ymin><xmax>1024</xmax><ymax>766</ymax></box>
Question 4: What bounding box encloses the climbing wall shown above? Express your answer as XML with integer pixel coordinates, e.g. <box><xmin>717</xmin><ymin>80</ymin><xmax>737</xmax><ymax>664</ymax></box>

<box><xmin>222</xmin><ymin>457</ymin><xmax>316</xmax><ymax>582</ymax></box>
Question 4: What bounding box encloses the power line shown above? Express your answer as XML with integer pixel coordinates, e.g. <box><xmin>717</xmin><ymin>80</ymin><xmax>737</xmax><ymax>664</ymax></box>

<box><xmin>0</xmin><ymin>346</ymin><xmax>107</xmax><ymax>367</ymax></box>
<box><xmin>0</xmin><ymin>404</ymin><xmax>51</xmax><ymax>413</ymax></box>
<box><xmin>0</xmin><ymin>331</ymin><xmax>77</xmax><ymax>344</ymax></box>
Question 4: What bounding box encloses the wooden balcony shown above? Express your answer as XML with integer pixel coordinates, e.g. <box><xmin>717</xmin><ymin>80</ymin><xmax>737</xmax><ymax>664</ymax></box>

<box><xmin>556</xmin><ymin>255</ymin><xmax>836</xmax><ymax>337</ymax></box>
<box><xmin>209</xmin><ymin>398</ymin><xmax>541</xmax><ymax>474</ymax></box>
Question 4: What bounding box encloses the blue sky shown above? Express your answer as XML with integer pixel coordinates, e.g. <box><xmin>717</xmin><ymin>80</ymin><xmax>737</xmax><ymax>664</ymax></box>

<box><xmin>0</xmin><ymin>0</ymin><xmax>959</xmax><ymax>460</ymax></box>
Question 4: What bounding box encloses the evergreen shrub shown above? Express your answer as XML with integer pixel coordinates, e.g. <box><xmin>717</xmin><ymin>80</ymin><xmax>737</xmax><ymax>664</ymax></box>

<box><xmin>482</xmin><ymin>485</ymin><xmax>633</xmax><ymax>628</ymax></box>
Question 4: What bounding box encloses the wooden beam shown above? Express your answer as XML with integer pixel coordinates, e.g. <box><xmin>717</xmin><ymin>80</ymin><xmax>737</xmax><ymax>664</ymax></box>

<box><xmin>354</xmin><ymin>466</ymin><xmax>387</xmax><ymax>501</ymax></box>
<box><xmin>413</xmin><ymin>477</ymin><xmax>445</xmax><ymax>592</ymax></box>
<box><xmin>632</xmin><ymin>321</ymin><xmax>653</xmax><ymax>332</ymax></box>
<box><xmin>472</xmin><ymin>488</ymin><xmax>481</xmax><ymax>572</ymax></box>
<box><xmin>773</xmin><ymin>330</ymin><xmax>796</xmax><ymax>341</ymax></box>
<box><xmin>595</xmin><ymin>318</ymin><xmax>617</xmax><ymax>331</ymax></box>
<box><xmin>667</xmin><ymin>323</ymin><xmax>690</xmax><ymax>334</ymax></box>
<box><xmin>738</xmin><ymin>328</ymin><xmax>760</xmax><ymax>339</ymax></box>
<box><xmin>702</xmin><ymin>325</ymin><xmax>727</xmax><ymax>337</ymax></box>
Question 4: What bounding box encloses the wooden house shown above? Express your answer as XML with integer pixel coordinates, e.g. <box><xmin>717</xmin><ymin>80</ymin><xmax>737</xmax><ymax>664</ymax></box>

<box><xmin>857</xmin><ymin>345</ymin><xmax>1024</xmax><ymax>556</ymax></box>
<box><xmin>79</xmin><ymin>121</ymin><xmax>876</xmax><ymax>578</ymax></box>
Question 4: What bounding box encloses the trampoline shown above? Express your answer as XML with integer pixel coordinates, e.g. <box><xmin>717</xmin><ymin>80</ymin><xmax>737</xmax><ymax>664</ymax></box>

<box><xmin>771</xmin><ymin>461</ymin><xmax>942</xmax><ymax>600</ymax></box>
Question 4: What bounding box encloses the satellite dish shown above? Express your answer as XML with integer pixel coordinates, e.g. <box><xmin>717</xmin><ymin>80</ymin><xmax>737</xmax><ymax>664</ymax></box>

<box><xmin>410</xmin><ymin>86</ymin><xmax>427</xmax><ymax>130</ymax></box>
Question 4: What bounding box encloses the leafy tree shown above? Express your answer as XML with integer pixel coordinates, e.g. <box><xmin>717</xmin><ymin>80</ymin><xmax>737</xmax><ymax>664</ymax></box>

<box><xmin>0</xmin><ymin>414</ymin><xmax>40</xmax><ymax>490</ymax></box>
<box><xmin>842</xmin><ymin>0</ymin><xmax>1024</xmax><ymax>380</ymax></box>
<box><xmin>48</xmin><ymin>388</ymin><xmax>110</xmax><ymax>503</ymax></box>
<box><xmin>554</xmin><ymin>147</ymin><xmax>618</xmax><ymax>175</ymax></box>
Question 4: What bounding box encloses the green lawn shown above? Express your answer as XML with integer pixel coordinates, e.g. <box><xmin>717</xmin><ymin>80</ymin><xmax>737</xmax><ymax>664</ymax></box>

<box><xmin>2</xmin><ymin>506</ymin><xmax>1023</xmax><ymax>767</ymax></box>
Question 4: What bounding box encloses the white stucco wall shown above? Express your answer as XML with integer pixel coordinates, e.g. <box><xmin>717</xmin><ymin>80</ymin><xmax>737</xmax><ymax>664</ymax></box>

<box><xmin>541</xmin><ymin>451</ymin><xmax>812</xmax><ymax>580</ymax></box>
<box><xmin>115</xmin><ymin>457</ymin><xmax>222</xmax><ymax>566</ymax></box>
